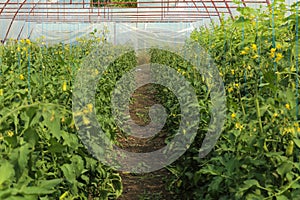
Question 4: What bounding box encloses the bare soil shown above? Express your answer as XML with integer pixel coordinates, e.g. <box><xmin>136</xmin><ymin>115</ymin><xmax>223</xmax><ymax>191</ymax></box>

<box><xmin>116</xmin><ymin>58</ymin><xmax>177</xmax><ymax>200</ymax></box>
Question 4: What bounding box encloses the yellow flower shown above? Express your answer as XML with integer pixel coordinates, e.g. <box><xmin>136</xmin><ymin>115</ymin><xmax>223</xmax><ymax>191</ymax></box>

<box><xmin>61</xmin><ymin>117</ymin><xmax>65</xmax><ymax>123</ymax></box>
<box><xmin>235</xmin><ymin>83</ymin><xmax>239</xmax><ymax>88</ymax></box>
<box><xmin>227</xmin><ymin>87</ymin><xmax>234</xmax><ymax>93</ymax></box>
<box><xmin>231</xmin><ymin>113</ymin><xmax>236</xmax><ymax>119</ymax></box>
<box><xmin>83</xmin><ymin>109</ymin><xmax>89</xmax><ymax>114</ymax></box>
<box><xmin>0</xmin><ymin>134</ymin><xmax>3</xmax><ymax>140</ymax></box>
<box><xmin>177</xmin><ymin>68</ymin><xmax>181</xmax><ymax>72</ymax></box>
<box><xmin>25</xmin><ymin>39</ymin><xmax>31</xmax><ymax>45</ymax></box>
<box><xmin>87</xmin><ymin>103</ymin><xmax>93</xmax><ymax>113</ymax></box>
<box><xmin>235</xmin><ymin>122</ymin><xmax>243</xmax><ymax>131</ymax></box>
<box><xmin>285</xmin><ymin>103</ymin><xmax>291</xmax><ymax>110</ymax></box>
<box><xmin>62</xmin><ymin>81</ymin><xmax>67</xmax><ymax>91</ymax></box>
<box><xmin>240</xmin><ymin>51</ymin><xmax>247</xmax><ymax>55</ymax></box>
<box><xmin>83</xmin><ymin>116</ymin><xmax>90</xmax><ymax>125</ymax></box>
<box><xmin>0</xmin><ymin>89</ymin><xmax>3</xmax><ymax>96</ymax></box>
<box><xmin>276</xmin><ymin>43</ymin><xmax>282</xmax><ymax>49</ymax></box>
<box><xmin>231</xmin><ymin>69</ymin><xmax>235</xmax><ymax>75</ymax></box>
<box><xmin>271</xmin><ymin>48</ymin><xmax>276</xmax><ymax>53</ymax></box>
<box><xmin>7</xmin><ymin>130</ymin><xmax>14</xmax><ymax>137</ymax></box>
<box><xmin>244</xmin><ymin>47</ymin><xmax>250</xmax><ymax>51</ymax></box>
<box><xmin>247</xmin><ymin>65</ymin><xmax>251</xmax><ymax>70</ymax></box>
<box><xmin>275</xmin><ymin>53</ymin><xmax>284</xmax><ymax>62</ymax></box>
<box><xmin>273</xmin><ymin>113</ymin><xmax>278</xmax><ymax>118</ymax></box>
<box><xmin>252</xmin><ymin>55</ymin><xmax>259</xmax><ymax>59</ymax></box>
<box><xmin>283</xmin><ymin>127</ymin><xmax>296</xmax><ymax>136</ymax></box>
<box><xmin>251</xmin><ymin>44</ymin><xmax>257</xmax><ymax>51</ymax></box>
<box><xmin>17</xmin><ymin>47</ymin><xmax>21</xmax><ymax>52</ymax></box>
<box><xmin>298</xmin><ymin>127</ymin><xmax>300</xmax><ymax>133</ymax></box>
<box><xmin>19</xmin><ymin>74</ymin><xmax>25</xmax><ymax>80</ymax></box>
<box><xmin>294</xmin><ymin>122</ymin><xmax>299</xmax><ymax>127</ymax></box>
<box><xmin>270</xmin><ymin>52</ymin><xmax>275</xmax><ymax>59</ymax></box>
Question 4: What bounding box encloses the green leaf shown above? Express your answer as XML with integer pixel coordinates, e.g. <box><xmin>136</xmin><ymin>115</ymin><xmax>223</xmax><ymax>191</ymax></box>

<box><xmin>0</xmin><ymin>161</ymin><xmax>15</xmax><ymax>186</ymax></box>
<box><xmin>293</xmin><ymin>139</ymin><xmax>300</xmax><ymax>148</ymax></box>
<box><xmin>23</xmin><ymin>128</ymin><xmax>39</xmax><ymax>146</ymax></box>
<box><xmin>240</xmin><ymin>179</ymin><xmax>260</xmax><ymax>191</ymax></box>
<box><xmin>38</xmin><ymin>179</ymin><xmax>62</xmax><ymax>190</ymax></box>
<box><xmin>18</xmin><ymin>144</ymin><xmax>32</xmax><ymax>174</ymax></box>
<box><xmin>208</xmin><ymin>176</ymin><xmax>223</xmax><ymax>192</ymax></box>
<box><xmin>258</xmin><ymin>83</ymin><xmax>270</xmax><ymax>88</ymax></box>
<box><xmin>276</xmin><ymin>162</ymin><xmax>294</xmax><ymax>177</ymax></box>
<box><xmin>48</xmin><ymin>138</ymin><xmax>66</xmax><ymax>153</ymax></box>
<box><xmin>43</xmin><ymin>110</ymin><xmax>61</xmax><ymax>139</ymax></box>
<box><xmin>71</xmin><ymin>155</ymin><xmax>84</xmax><ymax>176</ymax></box>
<box><xmin>20</xmin><ymin>186</ymin><xmax>55</xmax><ymax>195</ymax></box>
<box><xmin>245</xmin><ymin>193</ymin><xmax>263</xmax><ymax>200</ymax></box>
<box><xmin>61</xmin><ymin>131</ymin><xmax>79</xmax><ymax>149</ymax></box>
<box><xmin>61</xmin><ymin>164</ymin><xmax>76</xmax><ymax>182</ymax></box>
<box><xmin>276</xmin><ymin>195</ymin><xmax>289</xmax><ymax>200</ymax></box>
<box><xmin>236</xmin><ymin>179</ymin><xmax>261</xmax><ymax>199</ymax></box>
<box><xmin>6</xmin><ymin>196</ymin><xmax>37</xmax><ymax>200</ymax></box>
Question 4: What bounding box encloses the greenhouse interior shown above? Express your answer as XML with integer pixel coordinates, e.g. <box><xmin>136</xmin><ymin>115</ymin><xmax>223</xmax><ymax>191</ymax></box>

<box><xmin>1</xmin><ymin>0</ymin><xmax>300</xmax><ymax>199</ymax></box>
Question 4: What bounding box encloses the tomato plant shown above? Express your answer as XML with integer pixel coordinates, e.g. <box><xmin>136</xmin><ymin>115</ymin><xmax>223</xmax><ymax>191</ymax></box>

<box><xmin>152</xmin><ymin>1</ymin><xmax>300</xmax><ymax>199</ymax></box>
<box><xmin>0</xmin><ymin>30</ymin><xmax>131</xmax><ymax>199</ymax></box>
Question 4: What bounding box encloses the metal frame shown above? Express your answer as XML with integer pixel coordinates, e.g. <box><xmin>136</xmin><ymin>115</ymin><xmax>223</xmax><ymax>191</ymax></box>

<box><xmin>0</xmin><ymin>0</ymin><xmax>270</xmax><ymax>42</ymax></box>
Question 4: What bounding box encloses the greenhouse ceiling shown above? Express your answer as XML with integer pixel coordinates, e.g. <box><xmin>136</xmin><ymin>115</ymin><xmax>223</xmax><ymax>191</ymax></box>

<box><xmin>0</xmin><ymin>0</ymin><xmax>271</xmax><ymax>24</ymax></box>
<box><xmin>0</xmin><ymin>0</ymin><xmax>297</xmax><ymax>43</ymax></box>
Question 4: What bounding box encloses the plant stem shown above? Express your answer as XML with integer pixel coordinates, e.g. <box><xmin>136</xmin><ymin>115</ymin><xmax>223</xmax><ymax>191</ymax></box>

<box><xmin>264</xmin><ymin>176</ymin><xmax>300</xmax><ymax>199</ymax></box>
<box><xmin>0</xmin><ymin>102</ymin><xmax>72</xmax><ymax>125</ymax></box>
<box><xmin>238</xmin><ymin>91</ymin><xmax>246</xmax><ymax>116</ymax></box>
<box><xmin>255</xmin><ymin>97</ymin><xmax>264</xmax><ymax>134</ymax></box>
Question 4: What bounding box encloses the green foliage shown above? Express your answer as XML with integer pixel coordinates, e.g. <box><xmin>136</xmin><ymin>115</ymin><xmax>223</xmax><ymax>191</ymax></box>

<box><xmin>1</xmin><ymin>1</ymin><xmax>300</xmax><ymax>198</ymax></box>
<box><xmin>91</xmin><ymin>0</ymin><xmax>137</xmax><ymax>8</ymax></box>
<box><xmin>0</xmin><ymin>32</ymin><xmax>126</xmax><ymax>199</ymax></box>
<box><xmin>95</xmin><ymin>46</ymin><xmax>137</xmax><ymax>141</ymax></box>
<box><xmin>158</xmin><ymin>1</ymin><xmax>300</xmax><ymax>199</ymax></box>
<box><xmin>149</xmin><ymin>48</ymin><xmax>210</xmax><ymax>144</ymax></box>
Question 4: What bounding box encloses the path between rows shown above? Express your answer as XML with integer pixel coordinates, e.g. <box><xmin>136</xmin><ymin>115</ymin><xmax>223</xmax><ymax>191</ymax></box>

<box><xmin>117</xmin><ymin>57</ymin><xmax>176</xmax><ymax>200</ymax></box>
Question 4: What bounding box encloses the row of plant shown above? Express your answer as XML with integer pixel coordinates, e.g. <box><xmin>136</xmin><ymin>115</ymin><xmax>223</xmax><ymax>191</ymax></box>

<box><xmin>150</xmin><ymin>1</ymin><xmax>300</xmax><ymax>199</ymax></box>
<box><xmin>1</xmin><ymin>1</ymin><xmax>300</xmax><ymax>199</ymax></box>
<box><xmin>91</xmin><ymin>0</ymin><xmax>137</xmax><ymax>8</ymax></box>
<box><xmin>0</xmin><ymin>30</ymin><xmax>138</xmax><ymax>199</ymax></box>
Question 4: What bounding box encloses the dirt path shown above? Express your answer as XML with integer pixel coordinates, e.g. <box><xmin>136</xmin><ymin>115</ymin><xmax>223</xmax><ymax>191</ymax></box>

<box><xmin>116</xmin><ymin>56</ymin><xmax>176</xmax><ymax>200</ymax></box>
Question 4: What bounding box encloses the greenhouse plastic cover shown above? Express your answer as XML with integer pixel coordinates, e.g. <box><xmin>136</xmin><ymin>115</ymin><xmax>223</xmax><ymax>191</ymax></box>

<box><xmin>29</xmin><ymin>22</ymin><xmax>202</xmax><ymax>46</ymax></box>
<box><xmin>0</xmin><ymin>0</ymin><xmax>297</xmax><ymax>45</ymax></box>
<box><xmin>0</xmin><ymin>0</ymin><xmax>207</xmax><ymax>45</ymax></box>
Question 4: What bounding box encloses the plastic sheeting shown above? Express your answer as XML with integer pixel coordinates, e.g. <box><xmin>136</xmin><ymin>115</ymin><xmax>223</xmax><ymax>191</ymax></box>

<box><xmin>29</xmin><ymin>21</ymin><xmax>202</xmax><ymax>46</ymax></box>
<box><xmin>0</xmin><ymin>0</ymin><xmax>297</xmax><ymax>44</ymax></box>
<box><xmin>0</xmin><ymin>0</ymin><xmax>207</xmax><ymax>44</ymax></box>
